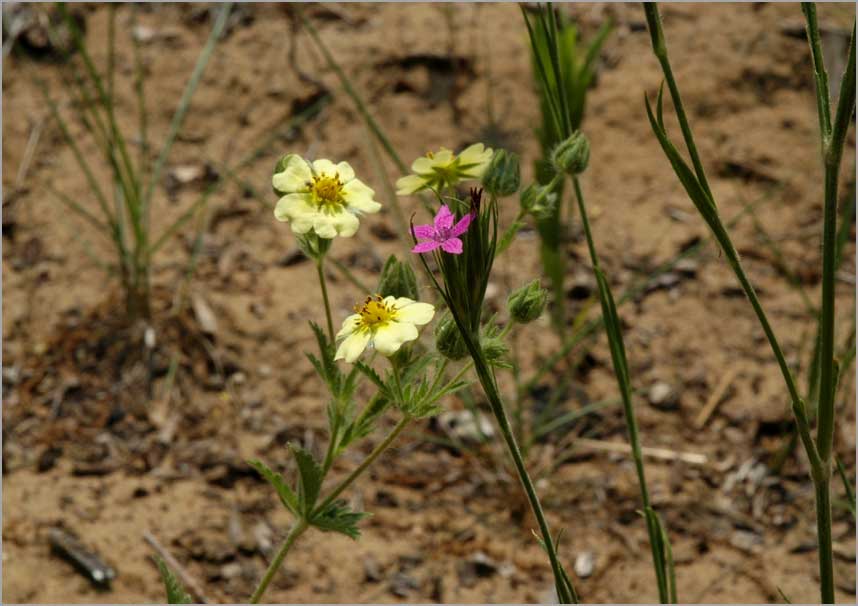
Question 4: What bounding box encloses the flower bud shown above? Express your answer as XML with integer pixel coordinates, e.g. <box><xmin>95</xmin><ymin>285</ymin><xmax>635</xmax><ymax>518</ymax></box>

<box><xmin>377</xmin><ymin>255</ymin><xmax>419</xmax><ymax>300</ymax></box>
<box><xmin>481</xmin><ymin>150</ymin><xmax>521</xmax><ymax>197</ymax></box>
<box><xmin>519</xmin><ymin>183</ymin><xmax>557</xmax><ymax>219</ymax></box>
<box><xmin>507</xmin><ymin>279</ymin><xmax>547</xmax><ymax>324</ymax></box>
<box><xmin>551</xmin><ymin>131</ymin><xmax>590</xmax><ymax>176</ymax></box>
<box><xmin>479</xmin><ymin>325</ymin><xmax>511</xmax><ymax>369</ymax></box>
<box><xmin>434</xmin><ymin>313</ymin><xmax>468</xmax><ymax>361</ymax></box>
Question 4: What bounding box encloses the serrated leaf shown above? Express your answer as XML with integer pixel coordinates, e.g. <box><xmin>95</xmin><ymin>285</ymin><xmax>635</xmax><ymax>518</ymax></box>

<box><xmin>355</xmin><ymin>362</ymin><xmax>390</xmax><ymax>397</ymax></box>
<box><xmin>248</xmin><ymin>459</ymin><xmax>299</xmax><ymax>516</ymax></box>
<box><xmin>311</xmin><ymin>499</ymin><xmax>370</xmax><ymax>540</ymax></box>
<box><xmin>155</xmin><ymin>557</ymin><xmax>193</xmax><ymax>604</ymax></box>
<box><xmin>290</xmin><ymin>444</ymin><xmax>324</xmax><ymax>515</ymax></box>
<box><xmin>340</xmin><ymin>395</ymin><xmax>391</xmax><ymax>450</ymax></box>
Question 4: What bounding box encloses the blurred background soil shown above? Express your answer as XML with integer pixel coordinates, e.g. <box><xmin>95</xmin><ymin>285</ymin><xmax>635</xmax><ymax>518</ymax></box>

<box><xmin>2</xmin><ymin>2</ymin><xmax>856</xmax><ymax>603</ymax></box>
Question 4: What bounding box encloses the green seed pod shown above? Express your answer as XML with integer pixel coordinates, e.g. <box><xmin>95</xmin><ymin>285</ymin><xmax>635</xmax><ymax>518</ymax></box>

<box><xmin>507</xmin><ymin>279</ymin><xmax>548</xmax><ymax>324</ymax></box>
<box><xmin>479</xmin><ymin>332</ymin><xmax>511</xmax><ymax>369</ymax></box>
<box><xmin>434</xmin><ymin>313</ymin><xmax>469</xmax><ymax>361</ymax></box>
<box><xmin>481</xmin><ymin>149</ymin><xmax>521</xmax><ymax>197</ymax></box>
<box><xmin>377</xmin><ymin>255</ymin><xmax>419</xmax><ymax>300</ymax></box>
<box><xmin>519</xmin><ymin>183</ymin><xmax>557</xmax><ymax>219</ymax></box>
<box><xmin>551</xmin><ymin>131</ymin><xmax>590</xmax><ymax>176</ymax></box>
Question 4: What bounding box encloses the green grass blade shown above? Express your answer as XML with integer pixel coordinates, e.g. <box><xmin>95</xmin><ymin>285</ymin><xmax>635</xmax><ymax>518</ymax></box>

<box><xmin>300</xmin><ymin>11</ymin><xmax>407</xmax><ymax>175</ymax></box>
<box><xmin>141</xmin><ymin>3</ymin><xmax>233</xmax><ymax>229</ymax></box>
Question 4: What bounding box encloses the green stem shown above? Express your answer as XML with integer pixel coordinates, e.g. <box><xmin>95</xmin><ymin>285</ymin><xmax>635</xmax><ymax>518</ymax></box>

<box><xmin>642</xmin><ymin>3</ymin><xmax>713</xmax><ymax>201</ymax></box>
<box><xmin>469</xmin><ymin>345</ymin><xmax>576</xmax><ymax>603</ymax></box>
<box><xmin>315</xmin><ymin>416</ymin><xmax>411</xmax><ymax>513</ymax></box>
<box><xmin>249</xmin><ymin>519</ymin><xmax>309</xmax><ymax>604</ymax></box>
<box><xmin>815</xmin><ymin>477</ymin><xmax>835</xmax><ymax>604</ymax></box>
<box><xmin>574</xmin><ymin>177</ymin><xmax>668</xmax><ymax>600</ymax></box>
<box><xmin>316</xmin><ymin>257</ymin><xmax>335</xmax><ymax>343</ymax></box>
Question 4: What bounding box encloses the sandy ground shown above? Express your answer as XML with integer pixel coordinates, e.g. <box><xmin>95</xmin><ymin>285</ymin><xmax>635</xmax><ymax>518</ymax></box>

<box><xmin>2</xmin><ymin>2</ymin><xmax>856</xmax><ymax>603</ymax></box>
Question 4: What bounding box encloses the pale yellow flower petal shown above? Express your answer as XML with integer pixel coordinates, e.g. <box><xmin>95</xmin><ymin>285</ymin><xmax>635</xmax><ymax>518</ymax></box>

<box><xmin>336</xmin><ymin>314</ymin><xmax>362</xmax><ymax>339</ymax></box>
<box><xmin>395</xmin><ymin>174</ymin><xmax>428</xmax><ymax>195</ymax></box>
<box><xmin>335</xmin><ymin>161</ymin><xmax>355</xmax><ymax>183</ymax></box>
<box><xmin>274</xmin><ymin>193</ymin><xmax>315</xmax><ymax>233</ymax></box>
<box><xmin>313</xmin><ymin>209</ymin><xmax>360</xmax><ymax>239</ymax></box>
<box><xmin>457</xmin><ymin>143</ymin><xmax>493</xmax><ymax>177</ymax></box>
<box><xmin>372</xmin><ymin>321</ymin><xmax>418</xmax><ymax>356</ymax></box>
<box><xmin>343</xmin><ymin>179</ymin><xmax>381</xmax><ymax>213</ymax></box>
<box><xmin>393</xmin><ymin>299</ymin><xmax>435</xmax><ymax>325</ymax></box>
<box><xmin>411</xmin><ymin>156</ymin><xmax>436</xmax><ymax>174</ymax></box>
<box><xmin>335</xmin><ymin>330</ymin><xmax>371</xmax><ymax>363</ymax></box>
<box><xmin>311</xmin><ymin>158</ymin><xmax>338</xmax><ymax>177</ymax></box>
<box><xmin>272</xmin><ymin>155</ymin><xmax>312</xmax><ymax>193</ymax></box>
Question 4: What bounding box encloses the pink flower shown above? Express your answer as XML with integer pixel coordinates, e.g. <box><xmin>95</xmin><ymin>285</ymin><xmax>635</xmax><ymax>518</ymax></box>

<box><xmin>411</xmin><ymin>205</ymin><xmax>473</xmax><ymax>255</ymax></box>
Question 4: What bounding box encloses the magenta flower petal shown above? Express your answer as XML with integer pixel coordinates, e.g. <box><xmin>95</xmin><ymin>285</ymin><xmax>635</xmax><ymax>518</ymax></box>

<box><xmin>449</xmin><ymin>212</ymin><xmax>474</xmax><ymax>237</ymax></box>
<box><xmin>440</xmin><ymin>237</ymin><xmax>463</xmax><ymax>254</ymax></box>
<box><xmin>412</xmin><ymin>224</ymin><xmax>435</xmax><ymax>238</ymax></box>
<box><xmin>434</xmin><ymin>205</ymin><xmax>455</xmax><ymax>230</ymax></box>
<box><xmin>412</xmin><ymin>240</ymin><xmax>442</xmax><ymax>253</ymax></box>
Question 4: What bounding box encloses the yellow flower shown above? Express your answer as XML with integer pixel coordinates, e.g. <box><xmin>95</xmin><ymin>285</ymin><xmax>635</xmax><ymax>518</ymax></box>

<box><xmin>396</xmin><ymin>143</ymin><xmax>493</xmax><ymax>195</ymax></box>
<box><xmin>273</xmin><ymin>155</ymin><xmax>381</xmax><ymax>238</ymax></box>
<box><xmin>335</xmin><ymin>295</ymin><xmax>435</xmax><ymax>363</ymax></box>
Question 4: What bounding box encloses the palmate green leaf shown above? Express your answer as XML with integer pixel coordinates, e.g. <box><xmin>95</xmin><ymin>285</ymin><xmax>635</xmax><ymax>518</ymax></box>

<box><xmin>339</xmin><ymin>394</ymin><xmax>391</xmax><ymax>451</ymax></box>
<box><xmin>290</xmin><ymin>444</ymin><xmax>324</xmax><ymax>516</ymax></box>
<box><xmin>354</xmin><ymin>362</ymin><xmax>390</xmax><ymax>398</ymax></box>
<box><xmin>311</xmin><ymin>499</ymin><xmax>371</xmax><ymax>540</ymax></box>
<box><xmin>248</xmin><ymin>459</ymin><xmax>299</xmax><ymax>516</ymax></box>
<box><xmin>155</xmin><ymin>557</ymin><xmax>193</xmax><ymax>604</ymax></box>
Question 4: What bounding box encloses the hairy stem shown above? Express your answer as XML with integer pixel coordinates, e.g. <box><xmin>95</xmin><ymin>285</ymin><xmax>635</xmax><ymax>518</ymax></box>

<box><xmin>316</xmin><ymin>257</ymin><xmax>335</xmax><ymax>343</ymax></box>
<box><xmin>249</xmin><ymin>519</ymin><xmax>308</xmax><ymax>604</ymax></box>
<box><xmin>315</xmin><ymin>416</ymin><xmax>411</xmax><ymax>512</ymax></box>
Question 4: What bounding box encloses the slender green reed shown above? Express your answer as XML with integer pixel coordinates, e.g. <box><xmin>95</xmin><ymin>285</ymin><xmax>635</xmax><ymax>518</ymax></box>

<box><xmin>643</xmin><ymin>4</ymin><xmax>855</xmax><ymax>602</ymax></box>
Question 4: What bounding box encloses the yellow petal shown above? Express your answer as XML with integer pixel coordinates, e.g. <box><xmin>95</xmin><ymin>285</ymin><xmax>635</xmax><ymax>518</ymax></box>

<box><xmin>393</xmin><ymin>299</ymin><xmax>435</xmax><ymax>325</ymax></box>
<box><xmin>337</xmin><ymin>314</ymin><xmax>362</xmax><ymax>339</ymax></box>
<box><xmin>343</xmin><ymin>179</ymin><xmax>381</xmax><ymax>213</ymax></box>
<box><xmin>311</xmin><ymin>158</ymin><xmax>338</xmax><ymax>177</ymax></box>
<box><xmin>272</xmin><ymin>155</ymin><xmax>312</xmax><ymax>193</ymax></box>
<box><xmin>274</xmin><ymin>193</ymin><xmax>315</xmax><ymax>233</ymax></box>
<box><xmin>313</xmin><ymin>208</ymin><xmax>360</xmax><ymax>238</ymax></box>
<box><xmin>395</xmin><ymin>174</ymin><xmax>428</xmax><ymax>195</ymax></box>
<box><xmin>457</xmin><ymin>143</ymin><xmax>493</xmax><ymax>177</ymax></box>
<box><xmin>335</xmin><ymin>330</ymin><xmax>371</xmax><ymax>363</ymax></box>
<box><xmin>335</xmin><ymin>161</ymin><xmax>355</xmax><ymax>183</ymax></box>
<box><xmin>372</xmin><ymin>321</ymin><xmax>418</xmax><ymax>356</ymax></box>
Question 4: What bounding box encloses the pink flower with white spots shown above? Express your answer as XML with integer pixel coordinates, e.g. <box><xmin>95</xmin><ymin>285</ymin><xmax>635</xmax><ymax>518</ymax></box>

<box><xmin>411</xmin><ymin>205</ymin><xmax>473</xmax><ymax>255</ymax></box>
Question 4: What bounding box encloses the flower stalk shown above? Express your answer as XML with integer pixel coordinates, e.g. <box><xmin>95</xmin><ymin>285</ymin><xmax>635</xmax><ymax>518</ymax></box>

<box><xmin>643</xmin><ymin>3</ymin><xmax>855</xmax><ymax>602</ymax></box>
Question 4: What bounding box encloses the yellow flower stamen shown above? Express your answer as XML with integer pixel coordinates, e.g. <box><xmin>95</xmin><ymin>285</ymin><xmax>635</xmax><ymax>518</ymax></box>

<box><xmin>311</xmin><ymin>175</ymin><xmax>344</xmax><ymax>208</ymax></box>
<box><xmin>354</xmin><ymin>294</ymin><xmax>395</xmax><ymax>327</ymax></box>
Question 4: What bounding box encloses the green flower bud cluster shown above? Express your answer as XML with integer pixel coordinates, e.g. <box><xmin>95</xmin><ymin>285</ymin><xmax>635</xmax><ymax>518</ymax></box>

<box><xmin>377</xmin><ymin>255</ymin><xmax>419</xmax><ymax>300</ymax></box>
<box><xmin>434</xmin><ymin>312</ymin><xmax>469</xmax><ymax>361</ymax></box>
<box><xmin>481</xmin><ymin>149</ymin><xmax>521</xmax><ymax>197</ymax></box>
<box><xmin>507</xmin><ymin>279</ymin><xmax>548</xmax><ymax>324</ymax></box>
<box><xmin>551</xmin><ymin>131</ymin><xmax>590</xmax><ymax>176</ymax></box>
<box><xmin>519</xmin><ymin>183</ymin><xmax>557</xmax><ymax>219</ymax></box>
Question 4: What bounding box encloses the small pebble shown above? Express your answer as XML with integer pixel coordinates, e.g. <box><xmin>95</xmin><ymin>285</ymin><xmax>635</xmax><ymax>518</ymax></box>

<box><xmin>648</xmin><ymin>381</ymin><xmax>678</xmax><ymax>410</ymax></box>
<box><xmin>574</xmin><ymin>551</ymin><xmax>594</xmax><ymax>578</ymax></box>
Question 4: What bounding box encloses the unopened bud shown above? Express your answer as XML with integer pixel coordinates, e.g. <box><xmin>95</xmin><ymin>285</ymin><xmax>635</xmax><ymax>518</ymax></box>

<box><xmin>481</xmin><ymin>149</ymin><xmax>521</xmax><ymax>197</ymax></box>
<box><xmin>507</xmin><ymin>279</ymin><xmax>547</xmax><ymax>324</ymax></box>
<box><xmin>519</xmin><ymin>183</ymin><xmax>557</xmax><ymax>219</ymax></box>
<box><xmin>377</xmin><ymin>255</ymin><xmax>419</xmax><ymax>300</ymax></box>
<box><xmin>551</xmin><ymin>131</ymin><xmax>590</xmax><ymax>176</ymax></box>
<box><xmin>434</xmin><ymin>313</ymin><xmax>468</xmax><ymax>361</ymax></box>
